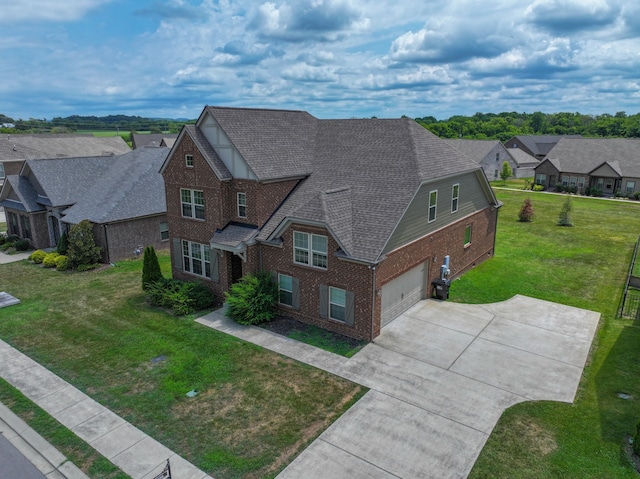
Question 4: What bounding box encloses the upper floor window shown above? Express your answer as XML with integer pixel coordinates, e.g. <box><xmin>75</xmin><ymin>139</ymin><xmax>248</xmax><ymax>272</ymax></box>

<box><xmin>294</xmin><ymin>231</ymin><xmax>328</xmax><ymax>269</ymax></box>
<box><xmin>495</xmin><ymin>153</ymin><xmax>499</xmax><ymax>162</ymax></box>
<box><xmin>237</xmin><ymin>192</ymin><xmax>247</xmax><ymax>218</ymax></box>
<box><xmin>428</xmin><ymin>190</ymin><xmax>437</xmax><ymax>223</ymax></box>
<box><xmin>181</xmin><ymin>188</ymin><xmax>205</xmax><ymax>220</ymax></box>
<box><xmin>185</xmin><ymin>154</ymin><xmax>194</xmax><ymax>167</ymax></box>
<box><xmin>451</xmin><ymin>184</ymin><xmax>459</xmax><ymax>213</ymax></box>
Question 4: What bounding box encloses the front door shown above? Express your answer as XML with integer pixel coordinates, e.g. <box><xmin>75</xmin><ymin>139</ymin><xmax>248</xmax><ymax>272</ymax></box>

<box><xmin>231</xmin><ymin>254</ymin><xmax>243</xmax><ymax>284</ymax></box>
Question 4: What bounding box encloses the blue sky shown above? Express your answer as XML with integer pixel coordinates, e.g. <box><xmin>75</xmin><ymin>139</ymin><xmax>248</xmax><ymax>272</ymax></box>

<box><xmin>2</xmin><ymin>0</ymin><xmax>640</xmax><ymax>120</ymax></box>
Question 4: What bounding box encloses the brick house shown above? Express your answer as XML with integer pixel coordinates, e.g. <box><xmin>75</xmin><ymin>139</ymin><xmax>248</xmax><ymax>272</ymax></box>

<box><xmin>534</xmin><ymin>138</ymin><xmax>640</xmax><ymax>195</ymax></box>
<box><xmin>162</xmin><ymin>106</ymin><xmax>502</xmax><ymax>341</ymax></box>
<box><xmin>0</xmin><ymin>147</ymin><xmax>170</xmax><ymax>261</ymax></box>
<box><xmin>504</xmin><ymin>134</ymin><xmax>583</xmax><ymax>160</ymax></box>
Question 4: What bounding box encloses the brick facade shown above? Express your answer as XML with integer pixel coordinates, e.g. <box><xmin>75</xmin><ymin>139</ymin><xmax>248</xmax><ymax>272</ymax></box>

<box><xmin>92</xmin><ymin>214</ymin><xmax>169</xmax><ymax>262</ymax></box>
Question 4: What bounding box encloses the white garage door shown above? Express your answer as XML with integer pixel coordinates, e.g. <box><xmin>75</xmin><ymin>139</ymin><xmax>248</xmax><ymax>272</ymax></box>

<box><xmin>381</xmin><ymin>261</ymin><xmax>428</xmax><ymax>327</ymax></box>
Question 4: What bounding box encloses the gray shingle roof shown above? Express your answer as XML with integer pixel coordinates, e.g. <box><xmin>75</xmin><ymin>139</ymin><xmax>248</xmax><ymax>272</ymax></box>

<box><xmin>254</xmin><ymin>117</ymin><xmax>482</xmax><ymax>262</ymax></box>
<box><xmin>0</xmin><ymin>175</ymin><xmax>40</xmax><ymax>212</ymax></box>
<box><xmin>443</xmin><ymin>139</ymin><xmax>501</xmax><ymax>162</ymax></box>
<box><xmin>506</xmin><ymin>135</ymin><xmax>582</xmax><ymax>157</ymax></box>
<box><xmin>544</xmin><ymin>138</ymin><xmax>640</xmax><ymax>177</ymax></box>
<box><xmin>0</xmin><ymin>134</ymin><xmax>130</xmax><ymax>159</ymax></box>
<box><xmin>211</xmin><ymin>224</ymin><xmax>259</xmax><ymax>249</ymax></box>
<box><xmin>62</xmin><ymin>147</ymin><xmax>169</xmax><ymax>224</ymax></box>
<box><xmin>203</xmin><ymin>106</ymin><xmax>316</xmax><ymax>181</ymax></box>
<box><xmin>506</xmin><ymin>148</ymin><xmax>539</xmax><ymax>167</ymax></box>
<box><xmin>132</xmin><ymin>133</ymin><xmax>178</xmax><ymax>149</ymax></box>
<box><xmin>182</xmin><ymin>125</ymin><xmax>232</xmax><ymax>181</ymax></box>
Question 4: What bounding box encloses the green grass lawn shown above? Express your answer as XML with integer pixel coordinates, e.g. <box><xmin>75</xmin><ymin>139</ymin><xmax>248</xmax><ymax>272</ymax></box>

<box><xmin>454</xmin><ymin>190</ymin><xmax>640</xmax><ymax>478</ymax></box>
<box><xmin>0</xmin><ymin>254</ymin><xmax>365</xmax><ymax>479</ymax></box>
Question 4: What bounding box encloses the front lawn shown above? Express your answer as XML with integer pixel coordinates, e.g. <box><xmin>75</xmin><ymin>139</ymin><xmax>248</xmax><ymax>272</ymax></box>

<box><xmin>0</xmin><ymin>254</ymin><xmax>366</xmax><ymax>479</ymax></box>
<box><xmin>454</xmin><ymin>190</ymin><xmax>640</xmax><ymax>478</ymax></box>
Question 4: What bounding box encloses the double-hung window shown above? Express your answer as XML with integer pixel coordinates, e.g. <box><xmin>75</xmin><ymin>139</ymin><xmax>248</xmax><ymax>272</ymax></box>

<box><xmin>329</xmin><ymin>287</ymin><xmax>346</xmax><ymax>322</ymax></box>
<box><xmin>0</xmin><ymin>162</ymin><xmax>4</xmax><ymax>179</ymax></box>
<box><xmin>185</xmin><ymin>154</ymin><xmax>194</xmax><ymax>167</ymax></box>
<box><xmin>182</xmin><ymin>240</ymin><xmax>211</xmax><ymax>278</ymax></box>
<box><xmin>160</xmin><ymin>222</ymin><xmax>169</xmax><ymax>241</ymax></box>
<box><xmin>627</xmin><ymin>181</ymin><xmax>636</xmax><ymax>194</ymax></box>
<box><xmin>451</xmin><ymin>184</ymin><xmax>459</xmax><ymax>213</ymax></box>
<box><xmin>293</xmin><ymin>231</ymin><xmax>328</xmax><ymax>269</ymax></box>
<box><xmin>464</xmin><ymin>225</ymin><xmax>472</xmax><ymax>246</ymax></box>
<box><xmin>428</xmin><ymin>190</ymin><xmax>437</xmax><ymax>223</ymax></box>
<box><xmin>535</xmin><ymin>173</ymin><xmax>546</xmax><ymax>185</ymax></box>
<box><xmin>237</xmin><ymin>192</ymin><xmax>247</xmax><ymax>218</ymax></box>
<box><xmin>181</xmin><ymin>188</ymin><xmax>205</xmax><ymax>219</ymax></box>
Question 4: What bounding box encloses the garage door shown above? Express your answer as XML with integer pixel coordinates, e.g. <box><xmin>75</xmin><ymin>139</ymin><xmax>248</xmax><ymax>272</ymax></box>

<box><xmin>381</xmin><ymin>261</ymin><xmax>428</xmax><ymax>327</ymax></box>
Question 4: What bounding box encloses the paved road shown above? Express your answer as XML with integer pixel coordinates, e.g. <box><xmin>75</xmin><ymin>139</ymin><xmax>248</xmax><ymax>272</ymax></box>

<box><xmin>0</xmin><ymin>433</ymin><xmax>46</xmax><ymax>479</ymax></box>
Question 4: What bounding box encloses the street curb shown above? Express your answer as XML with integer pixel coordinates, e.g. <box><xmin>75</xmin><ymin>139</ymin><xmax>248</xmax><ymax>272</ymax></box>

<box><xmin>0</xmin><ymin>402</ymin><xmax>90</xmax><ymax>479</ymax></box>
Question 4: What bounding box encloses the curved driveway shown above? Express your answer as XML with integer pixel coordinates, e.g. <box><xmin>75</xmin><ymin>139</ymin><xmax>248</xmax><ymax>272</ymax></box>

<box><xmin>198</xmin><ymin>295</ymin><xmax>600</xmax><ymax>479</ymax></box>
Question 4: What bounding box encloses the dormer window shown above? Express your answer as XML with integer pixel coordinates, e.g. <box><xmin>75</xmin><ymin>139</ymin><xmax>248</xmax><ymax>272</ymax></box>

<box><xmin>237</xmin><ymin>192</ymin><xmax>247</xmax><ymax>218</ymax></box>
<box><xmin>185</xmin><ymin>154</ymin><xmax>194</xmax><ymax>167</ymax></box>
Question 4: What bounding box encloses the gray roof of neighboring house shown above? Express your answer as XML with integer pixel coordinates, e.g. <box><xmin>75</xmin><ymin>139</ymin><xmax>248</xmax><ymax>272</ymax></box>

<box><xmin>0</xmin><ymin>140</ymin><xmax>44</xmax><ymax>161</ymax></box>
<box><xmin>542</xmin><ymin>138</ymin><xmax>640</xmax><ymax>177</ymax></box>
<box><xmin>506</xmin><ymin>148</ymin><xmax>539</xmax><ymax>167</ymax></box>
<box><xmin>62</xmin><ymin>147</ymin><xmax>169</xmax><ymax>224</ymax></box>
<box><xmin>0</xmin><ymin>175</ymin><xmax>40</xmax><ymax>212</ymax></box>
<box><xmin>132</xmin><ymin>133</ymin><xmax>178</xmax><ymax>149</ymax></box>
<box><xmin>506</xmin><ymin>135</ymin><xmax>582</xmax><ymax>157</ymax></box>
<box><xmin>0</xmin><ymin>134</ymin><xmax>130</xmax><ymax>159</ymax></box>
<box><xmin>202</xmin><ymin>106</ymin><xmax>317</xmax><ymax>181</ymax></box>
<box><xmin>253</xmin><ymin>117</ymin><xmax>485</xmax><ymax>262</ymax></box>
<box><xmin>443</xmin><ymin>139</ymin><xmax>501</xmax><ymax>162</ymax></box>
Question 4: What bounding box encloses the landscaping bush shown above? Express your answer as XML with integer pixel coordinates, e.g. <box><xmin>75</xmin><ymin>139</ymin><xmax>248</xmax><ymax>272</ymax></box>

<box><xmin>76</xmin><ymin>263</ymin><xmax>99</xmax><ymax>272</ymax></box>
<box><xmin>555</xmin><ymin>183</ymin><xmax>564</xmax><ymax>193</ymax></box>
<box><xmin>14</xmin><ymin>239</ymin><xmax>30</xmax><ymax>251</ymax></box>
<box><xmin>0</xmin><ymin>234</ymin><xmax>6</xmax><ymax>246</ymax></box>
<box><xmin>518</xmin><ymin>198</ymin><xmax>535</xmax><ymax>222</ymax></box>
<box><xmin>225</xmin><ymin>271</ymin><xmax>277</xmax><ymax>325</ymax></box>
<box><xmin>55</xmin><ymin>255</ymin><xmax>70</xmax><ymax>271</ymax></box>
<box><xmin>56</xmin><ymin>232</ymin><xmax>68</xmax><ymax>255</ymax></box>
<box><xmin>142</xmin><ymin>246</ymin><xmax>163</xmax><ymax>290</ymax></box>
<box><xmin>30</xmin><ymin>250</ymin><xmax>47</xmax><ymax>264</ymax></box>
<box><xmin>590</xmin><ymin>188</ymin><xmax>603</xmax><ymax>197</ymax></box>
<box><xmin>557</xmin><ymin>196</ymin><xmax>574</xmax><ymax>226</ymax></box>
<box><xmin>532</xmin><ymin>184</ymin><xmax>545</xmax><ymax>191</ymax></box>
<box><xmin>42</xmin><ymin>252</ymin><xmax>60</xmax><ymax>268</ymax></box>
<box><xmin>67</xmin><ymin>220</ymin><xmax>102</xmax><ymax>268</ymax></box>
<box><xmin>146</xmin><ymin>278</ymin><xmax>215</xmax><ymax>316</ymax></box>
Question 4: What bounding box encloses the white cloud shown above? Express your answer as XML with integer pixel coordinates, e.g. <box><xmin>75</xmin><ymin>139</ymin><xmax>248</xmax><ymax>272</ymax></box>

<box><xmin>0</xmin><ymin>0</ymin><xmax>114</xmax><ymax>23</ymax></box>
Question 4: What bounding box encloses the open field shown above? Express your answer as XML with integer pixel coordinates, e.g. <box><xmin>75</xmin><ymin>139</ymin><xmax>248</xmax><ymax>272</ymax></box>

<box><xmin>0</xmin><ymin>253</ymin><xmax>365</xmax><ymax>479</ymax></box>
<box><xmin>455</xmin><ymin>190</ymin><xmax>640</xmax><ymax>478</ymax></box>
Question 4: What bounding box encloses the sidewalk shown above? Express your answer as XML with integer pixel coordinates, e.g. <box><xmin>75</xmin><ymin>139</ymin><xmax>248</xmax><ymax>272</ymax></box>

<box><xmin>0</xmin><ymin>339</ymin><xmax>213</xmax><ymax>479</ymax></box>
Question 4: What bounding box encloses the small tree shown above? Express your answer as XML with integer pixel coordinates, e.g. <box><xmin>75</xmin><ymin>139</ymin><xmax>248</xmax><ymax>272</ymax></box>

<box><xmin>557</xmin><ymin>196</ymin><xmax>573</xmax><ymax>226</ymax></box>
<box><xmin>518</xmin><ymin>198</ymin><xmax>534</xmax><ymax>222</ymax></box>
<box><xmin>500</xmin><ymin>161</ymin><xmax>513</xmax><ymax>182</ymax></box>
<box><xmin>57</xmin><ymin>231</ymin><xmax>68</xmax><ymax>255</ymax></box>
<box><xmin>225</xmin><ymin>271</ymin><xmax>277</xmax><ymax>325</ymax></box>
<box><xmin>142</xmin><ymin>246</ymin><xmax>163</xmax><ymax>290</ymax></box>
<box><xmin>67</xmin><ymin>220</ymin><xmax>103</xmax><ymax>268</ymax></box>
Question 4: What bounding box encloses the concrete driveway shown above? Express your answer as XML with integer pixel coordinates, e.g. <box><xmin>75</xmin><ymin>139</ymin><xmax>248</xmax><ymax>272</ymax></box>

<box><xmin>275</xmin><ymin>295</ymin><xmax>600</xmax><ymax>479</ymax></box>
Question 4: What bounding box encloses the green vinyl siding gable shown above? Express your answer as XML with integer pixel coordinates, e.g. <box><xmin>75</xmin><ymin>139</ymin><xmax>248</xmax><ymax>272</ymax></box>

<box><xmin>383</xmin><ymin>171</ymin><xmax>490</xmax><ymax>254</ymax></box>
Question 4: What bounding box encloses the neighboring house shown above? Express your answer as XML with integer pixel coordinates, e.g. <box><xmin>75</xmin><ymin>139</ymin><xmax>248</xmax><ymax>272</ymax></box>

<box><xmin>132</xmin><ymin>133</ymin><xmax>178</xmax><ymax>149</ymax></box>
<box><xmin>0</xmin><ymin>147</ymin><xmax>170</xmax><ymax>262</ymax></box>
<box><xmin>505</xmin><ymin>148</ymin><xmax>539</xmax><ymax>178</ymax></box>
<box><xmin>0</xmin><ymin>134</ymin><xmax>130</xmax><ymax>187</ymax></box>
<box><xmin>444</xmin><ymin>139</ymin><xmax>518</xmax><ymax>180</ymax></box>
<box><xmin>534</xmin><ymin>138</ymin><xmax>640</xmax><ymax>195</ymax></box>
<box><xmin>161</xmin><ymin>106</ymin><xmax>502</xmax><ymax>341</ymax></box>
<box><xmin>504</xmin><ymin>135</ymin><xmax>583</xmax><ymax>159</ymax></box>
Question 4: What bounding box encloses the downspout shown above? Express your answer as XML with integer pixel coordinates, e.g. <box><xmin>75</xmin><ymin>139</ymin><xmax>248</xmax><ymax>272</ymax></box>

<box><xmin>370</xmin><ymin>264</ymin><xmax>377</xmax><ymax>342</ymax></box>
<box><xmin>102</xmin><ymin>224</ymin><xmax>110</xmax><ymax>263</ymax></box>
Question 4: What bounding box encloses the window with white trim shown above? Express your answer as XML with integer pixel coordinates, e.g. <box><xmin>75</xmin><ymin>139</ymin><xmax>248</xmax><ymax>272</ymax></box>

<box><xmin>627</xmin><ymin>181</ymin><xmax>636</xmax><ymax>193</ymax></box>
<box><xmin>577</xmin><ymin>177</ymin><xmax>585</xmax><ymax>188</ymax></box>
<box><xmin>561</xmin><ymin>175</ymin><xmax>569</xmax><ymax>186</ymax></box>
<box><xmin>181</xmin><ymin>188</ymin><xmax>205</xmax><ymax>219</ymax></box>
<box><xmin>185</xmin><ymin>154</ymin><xmax>194</xmax><ymax>167</ymax></box>
<box><xmin>237</xmin><ymin>192</ymin><xmax>247</xmax><ymax>218</ymax></box>
<box><xmin>329</xmin><ymin>287</ymin><xmax>346</xmax><ymax>322</ymax></box>
<box><xmin>293</xmin><ymin>231</ymin><xmax>328</xmax><ymax>269</ymax></box>
<box><xmin>160</xmin><ymin>222</ymin><xmax>169</xmax><ymax>241</ymax></box>
<box><xmin>279</xmin><ymin>274</ymin><xmax>293</xmax><ymax>306</ymax></box>
<box><xmin>0</xmin><ymin>162</ymin><xmax>4</xmax><ymax>179</ymax></box>
<box><xmin>535</xmin><ymin>173</ymin><xmax>546</xmax><ymax>185</ymax></box>
<box><xmin>464</xmin><ymin>224</ymin><xmax>472</xmax><ymax>246</ymax></box>
<box><xmin>451</xmin><ymin>184</ymin><xmax>459</xmax><ymax>213</ymax></box>
<box><xmin>428</xmin><ymin>190</ymin><xmax>437</xmax><ymax>222</ymax></box>
<box><xmin>182</xmin><ymin>240</ymin><xmax>211</xmax><ymax>278</ymax></box>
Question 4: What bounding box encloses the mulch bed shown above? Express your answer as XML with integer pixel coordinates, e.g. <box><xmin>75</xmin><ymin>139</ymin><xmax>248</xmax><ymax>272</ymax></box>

<box><xmin>259</xmin><ymin>315</ymin><xmax>364</xmax><ymax>350</ymax></box>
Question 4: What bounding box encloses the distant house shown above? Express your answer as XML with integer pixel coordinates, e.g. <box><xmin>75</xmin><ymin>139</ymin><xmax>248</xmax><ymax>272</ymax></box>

<box><xmin>506</xmin><ymin>148</ymin><xmax>539</xmax><ymax>178</ymax></box>
<box><xmin>0</xmin><ymin>147</ymin><xmax>170</xmax><ymax>262</ymax></box>
<box><xmin>444</xmin><ymin>139</ymin><xmax>519</xmax><ymax>180</ymax></box>
<box><xmin>534</xmin><ymin>138</ymin><xmax>640</xmax><ymax>195</ymax></box>
<box><xmin>131</xmin><ymin>133</ymin><xmax>178</xmax><ymax>149</ymax></box>
<box><xmin>504</xmin><ymin>135</ymin><xmax>583</xmax><ymax>160</ymax></box>
<box><xmin>161</xmin><ymin>106</ymin><xmax>501</xmax><ymax>341</ymax></box>
<box><xmin>0</xmin><ymin>133</ymin><xmax>130</xmax><ymax>187</ymax></box>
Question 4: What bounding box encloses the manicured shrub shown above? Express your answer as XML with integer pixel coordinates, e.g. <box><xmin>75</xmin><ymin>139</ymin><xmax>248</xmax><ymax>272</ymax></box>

<box><xmin>590</xmin><ymin>188</ymin><xmax>603</xmax><ymax>197</ymax></box>
<box><xmin>146</xmin><ymin>278</ymin><xmax>215</xmax><ymax>315</ymax></box>
<box><xmin>5</xmin><ymin>235</ymin><xmax>19</xmax><ymax>243</ymax></box>
<box><xmin>142</xmin><ymin>246</ymin><xmax>163</xmax><ymax>290</ymax></box>
<box><xmin>0</xmin><ymin>234</ymin><xmax>6</xmax><ymax>246</ymax></box>
<box><xmin>14</xmin><ymin>239</ymin><xmax>30</xmax><ymax>251</ymax></box>
<box><xmin>225</xmin><ymin>271</ymin><xmax>277</xmax><ymax>325</ymax></box>
<box><xmin>67</xmin><ymin>220</ymin><xmax>102</xmax><ymax>268</ymax></box>
<box><xmin>634</xmin><ymin>192</ymin><xmax>640</xmax><ymax>201</ymax></box>
<box><xmin>43</xmin><ymin>252</ymin><xmax>61</xmax><ymax>268</ymax></box>
<box><xmin>555</xmin><ymin>183</ymin><xmax>564</xmax><ymax>193</ymax></box>
<box><xmin>56</xmin><ymin>255</ymin><xmax>70</xmax><ymax>271</ymax></box>
<box><xmin>518</xmin><ymin>198</ymin><xmax>534</xmax><ymax>222</ymax></box>
<box><xmin>30</xmin><ymin>250</ymin><xmax>47</xmax><ymax>264</ymax></box>
<box><xmin>532</xmin><ymin>184</ymin><xmax>545</xmax><ymax>191</ymax></box>
<box><xmin>76</xmin><ymin>263</ymin><xmax>99</xmax><ymax>272</ymax></box>
<box><xmin>57</xmin><ymin>232</ymin><xmax>68</xmax><ymax>255</ymax></box>
<box><xmin>557</xmin><ymin>196</ymin><xmax>573</xmax><ymax>227</ymax></box>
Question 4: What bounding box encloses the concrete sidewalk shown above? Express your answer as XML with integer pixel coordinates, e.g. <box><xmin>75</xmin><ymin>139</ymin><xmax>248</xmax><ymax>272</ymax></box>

<box><xmin>197</xmin><ymin>295</ymin><xmax>600</xmax><ymax>479</ymax></box>
<box><xmin>0</xmin><ymin>251</ymin><xmax>31</xmax><ymax>264</ymax></box>
<box><xmin>0</xmin><ymin>339</ymin><xmax>213</xmax><ymax>479</ymax></box>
